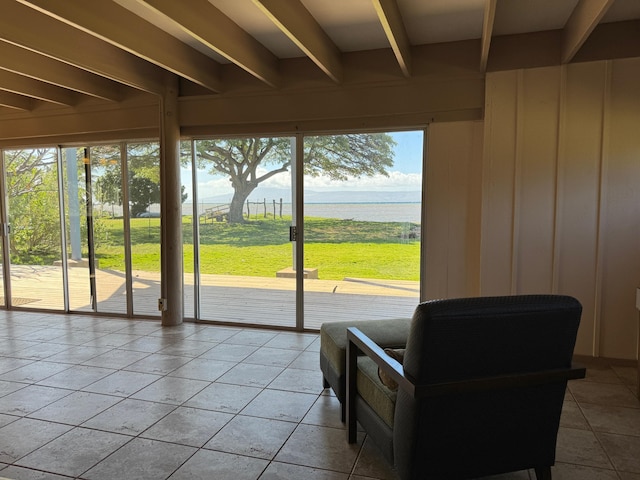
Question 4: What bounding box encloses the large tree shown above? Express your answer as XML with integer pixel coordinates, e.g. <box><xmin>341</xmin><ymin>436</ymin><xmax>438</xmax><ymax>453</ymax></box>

<box><xmin>195</xmin><ymin>134</ymin><xmax>396</xmax><ymax>223</ymax></box>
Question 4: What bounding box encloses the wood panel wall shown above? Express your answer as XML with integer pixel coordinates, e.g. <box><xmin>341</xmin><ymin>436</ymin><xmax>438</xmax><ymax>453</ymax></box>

<box><xmin>476</xmin><ymin>58</ymin><xmax>640</xmax><ymax>359</ymax></box>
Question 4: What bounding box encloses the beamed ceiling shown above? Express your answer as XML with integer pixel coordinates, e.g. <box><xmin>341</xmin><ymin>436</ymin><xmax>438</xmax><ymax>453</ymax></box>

<box><xmin>0</xmin><ymin>0</ymin><xmax>639</xmax><ymax>112</ymax></box>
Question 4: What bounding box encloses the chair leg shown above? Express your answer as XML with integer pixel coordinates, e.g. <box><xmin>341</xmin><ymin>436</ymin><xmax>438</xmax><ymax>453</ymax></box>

<box><xmin>323</xmin><ymin>377</ymin><xmax>329</xmax><ymax>389</ymax></box>
<box><xmin>534</xmin><ymin>466</ymin><xmax>552</xmax><ymax>480</ymax></box>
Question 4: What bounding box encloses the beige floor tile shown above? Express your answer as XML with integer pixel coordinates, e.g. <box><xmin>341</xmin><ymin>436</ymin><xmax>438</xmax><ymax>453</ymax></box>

<box><xmin>184</xmin><ymin>381</ymin><xmax>262</xmax><ymax>413</ymax></box>
<box><xmin>82</xmin><ymin>437</ymin><xmax>197</xmax><ymax>480</ymax></box>
<box><xmin>275</xmin><ymin>424</ymin><xmax>363</xmax><ymax>473</ymax></box>
<box><xmin>555</xmin><ymin>427</ymin><xmax>613</xmax><ymax>469</ymax></box>
<box><xmin>241</xmin><ymin>388</ymin><xmax>317</xmax><ymax>422</ymax></box>
<box><xmin>568</xmin><ymin>381</ymin><xmax>640</xmax><ymax>408</ymax></box>
<box><xmin>14</xmin><ymin>427</ymin><xmax>131</xmax><ymax>477</ymax></box>
<box><xmin>581</xmin><ymin>365</ymin><xmax>626</xmax><ymax>384</ymax></box>
<box><xmin>130</xmin><ymin>376</ymin><xmax>209</xmax><ymax>405</ymax></box>
<box><xmin>0</xmin><ymin>418</ymin><xmax>71</xmax><ymax>464</ymax></box>
<box><xmin>81</xmin><ymin>369</ymin><xmax>162</xmax><ymax>396</ymax></box>
<box><xmin>141</xmin><ymin>406</ymin><xmax>233</xmax><ymax>447</ymax></box>
<box><xmin>352</xmin><ymin>437</ymin><xmax>398</xmax><ymax>480</ymax></box>
<box><xmin>550</xmin><ymin>463</ymin><xmax>618</xmax><ymax>480</ymax></box>
<box><xmin>217</xmin><ymin>362</ymin><xmax>284</xmax><ymax>388</ymax></box>
<box><xmin>559</xmin><ymin>398</ymin><xmax>590</xmax><ymax>430</ymax></box>
<box><xmin>169</xmin><ymin>449</ymin><xmax>268</xmax><ymax>480</ymax></box>
<box><xmin>259</xmin><ymin>462</ymin><xmax>348</xmax><ymax>479</ymax></box>
<box><xmin>168</xmin><ymin>357</ymin><xmax>236</xmax><ymax>381</ymax></box>
<box><xmin>597</xmin><ymin>432</ymin><xmax>640</xmax><ymax>474</ymax></box>
<box><xmin>302</xmin><ymin>394</ymin><xmax>346</xmax><ymax>429</ymax></box>
<box><xmin>81</xmin><ymin>398</ymin><xmax>175</xmax><ymax>435</ymax></box>
<box><xmin>28</xmin><ymin>391</ymin><xmax>122</xmax><ymax>425</ymax></box>
<box><xmin>580</xmin><ymin>402</ymin><xmax>640</xmax><ymax>436</ymax></box>
<box><xmin>0</xmin><ymin>464</ymin><xmax>72</xmax><ymax>479</ymax></box>
<box><xmin>205</xmin><ymin>414</ymin><xmax>296</xmax><ymax>459</ymax></box>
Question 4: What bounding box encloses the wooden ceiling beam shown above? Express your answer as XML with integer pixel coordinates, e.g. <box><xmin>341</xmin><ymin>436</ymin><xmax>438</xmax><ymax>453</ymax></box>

<box><xmin>0</xmin><ymin>0</ymin><xmax>166</xmax><ymax>94</ymax></box>
<box><xmin>138</xmin><ymin>0</ymin><xmax>281</xmax><ymax>88</ymax></box>
<box><xmin>253</xmin><ymin>0</ymin><xmax>342</xmax><ymax>83</ymax></box>
<box><xmin>0</xmin><ymin>70</ymin><xmax>81</xmax><ymax>106</ymax></box>
<box><xmin>562</xmin><ymin>0</ymin><xmax>615</xmax><ymax>63</ymax></box>
<box><xmin>0</xmin><ymin>41</ymin><xmax>126</xmax><ymax>102</ymax></box>
<box><xmin>16</xmin><ymin>0</ymin><xmax>223</xmax><ymax>93</ymax></box>
<box><xmin>0</xmin><ymin>91</ymin><xmax>37</xmax><ymax>111</ymax></box>
<box><xmin>372</xmin><ymin>0</ymin><xmax>412</xmax><ymax>77</ymax></box>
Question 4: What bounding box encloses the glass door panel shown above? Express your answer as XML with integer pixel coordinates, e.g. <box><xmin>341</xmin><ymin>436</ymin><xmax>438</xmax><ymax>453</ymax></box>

<box><xmin>193</xmin><ymin>137</ymin><xmax>296</xmax><ymax>327</ymax></box>
<box><xmin>127</xmin><ymin>142</ymin><xmax>161</xmax><ymax>317</ymax></box>
<box><xmin>4</xmin><ymin>148</ymin><xmax>65</xmax><ymax>310</ymax></box>
<box><xmin>302</xmin><ymin>131</ymin><xmax>423</xmax><ymax>329</ymax></box>
<box><xmin>63</xmin><ymin>145</ymin><xmax>127</xmax><ymax>314</ymax></box>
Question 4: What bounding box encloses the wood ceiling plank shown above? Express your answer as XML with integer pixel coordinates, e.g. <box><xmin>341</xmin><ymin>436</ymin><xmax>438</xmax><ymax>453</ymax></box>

<box><xmin>253</xmin><ymin>0</ymin><xmax>342</xmax><ymax>83</ymax></box>
<box><xmin>138</xmin><ymin>0</ymin><xmax>280</xmax><ymax>87</ymax></box>
<box><xmin>372</xmin><ymin>0</ymin><xmax>412</xmax><ymax>77</ymax></box>
<box><xmin>562</xmin><ymin>0</ymin><xmax>616</xmax><ymax>63</ymax></box>
<box><xmin>17</xmin><ymin>0</ymin><xmax>223</xmax><ymax>93</ymax></box>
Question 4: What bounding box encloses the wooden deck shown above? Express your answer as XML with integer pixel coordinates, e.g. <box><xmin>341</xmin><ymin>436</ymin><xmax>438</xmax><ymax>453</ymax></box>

<box><xmin>3</xmin><ymin>265</ymin><xmax>420</xmax><ymax>330</ymax></box>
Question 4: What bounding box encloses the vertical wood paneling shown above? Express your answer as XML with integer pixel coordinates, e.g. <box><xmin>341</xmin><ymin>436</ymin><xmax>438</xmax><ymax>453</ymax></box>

<box><xmin>599</xmin><ymin>58</ymin><xmax>640</xmax><ymax>359</ymax></box>
<box><xmin>425</xmin><ymin>123</ymin><xmax>452</xmax><ymax>298</ymax></box>
<box><xmin>482</xmin><ymin>58</ymin><xmax>640</xmax><ymax>359</ymax></box>
<box><xmin>481</xmin><ymin>71</ymin><xmax>519</xmax><ymax>295</ymax></box>
<box><xmin>556</xmin><ymin>61</ymin><xmax>607</xmax><ymax>356</ymax></box>
<box><xmin>425</xmin><ymin>121</ymin><xmax>483</xmax><ymax>299</ymax></box>
<box><xmin>516</xmin><ymin>67</ymin><xmax>560</xmax><ymax>293</ymax></box>
<box><xmin>516</xmin><ymin>68</ymin><xmax>560</xmax><ymax>293</ymax></box>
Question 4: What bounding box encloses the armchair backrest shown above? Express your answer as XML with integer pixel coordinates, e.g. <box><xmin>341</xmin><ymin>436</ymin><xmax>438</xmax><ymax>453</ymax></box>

<box><xmin>403</xmin><ymin>295</ymin><xmax>582</xmax><ymax>384</ymax></box>
<box><xmin>394</xmin><ymin>295</ymin><xmax>582</xmax><ymax>480</ymax></box>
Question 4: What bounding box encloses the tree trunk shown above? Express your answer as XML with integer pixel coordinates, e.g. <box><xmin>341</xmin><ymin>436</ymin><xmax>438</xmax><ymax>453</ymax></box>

<box><xmin>228</xmin><ymin>187</ymin><xmax>253</xmax><ymax>223</ymax></box>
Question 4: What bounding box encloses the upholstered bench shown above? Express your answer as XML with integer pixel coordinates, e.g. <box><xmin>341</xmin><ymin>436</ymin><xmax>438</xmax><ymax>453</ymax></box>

<box><xmin>320</xmin><ymin>317</ymin><xmax>412</xmax><ymax>420</ymax></box>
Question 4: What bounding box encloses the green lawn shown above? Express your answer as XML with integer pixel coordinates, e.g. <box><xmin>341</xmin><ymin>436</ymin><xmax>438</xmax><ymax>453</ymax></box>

<box><xmin>95</xmin><ymin>216</ymin><xmax>420</xmax><ymax>281</ymax></box>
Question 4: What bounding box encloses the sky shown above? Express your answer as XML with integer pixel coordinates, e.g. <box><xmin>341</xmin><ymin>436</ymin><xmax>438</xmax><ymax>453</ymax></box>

<box><xmin>181</xmin><ymin>130</ymin><xmax>424</xmax><ymax>202</ymax></box>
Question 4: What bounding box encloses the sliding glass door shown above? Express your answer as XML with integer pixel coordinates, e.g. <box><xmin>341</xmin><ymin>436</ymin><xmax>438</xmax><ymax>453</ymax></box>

<box><xmin>183</xmin><ymin>130</ymin><xmax>423</xmax><ymax>329</ymax></box>
<box><xmin>188</xmin><ymin>137</ymin><xmax>297</xmax><ymax>327</ymax></box>
<box><xmin>2</xmin><ymin>148</ymin><xmax>65</xmax><ymax>310</ymax></box>
<box><xmin>62</xmin><ymin>145</ymin><xmax>128</xmax><ymax>314</ymax></box>
<box><xmin>302</xmin><ymin>132</ymin><xmax>423</xmax><ymax>329</ymax></box>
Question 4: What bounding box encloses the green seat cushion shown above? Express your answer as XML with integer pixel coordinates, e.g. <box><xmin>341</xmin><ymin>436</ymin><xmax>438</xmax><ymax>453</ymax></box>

<box><xmin>320</xmin><ymin>318</ymin><xmax>411</xmax><ymax>377</ymax></box>
<box><xmin>357</xmin><ymin>356</ymin><xmax>397</xmax><ymax>428</ymax></box>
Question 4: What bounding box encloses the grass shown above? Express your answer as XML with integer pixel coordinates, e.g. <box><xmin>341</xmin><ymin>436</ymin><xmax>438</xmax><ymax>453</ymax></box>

<box><xmin>94</xmin><ymin>216</ymin><xmax>420</xmax><ymax>281</ymax></box>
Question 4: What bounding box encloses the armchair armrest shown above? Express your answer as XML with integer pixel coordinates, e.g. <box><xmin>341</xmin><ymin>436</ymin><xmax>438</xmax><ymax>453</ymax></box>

<box><xmin>346</xmin><ymin>327</ymin><xmax>409</xmax><ymax>442</ymax></box>
<box><xmin>345</xmin><ymin>327</ymin><xmax>586</xmax><ymax>443</ymax></box>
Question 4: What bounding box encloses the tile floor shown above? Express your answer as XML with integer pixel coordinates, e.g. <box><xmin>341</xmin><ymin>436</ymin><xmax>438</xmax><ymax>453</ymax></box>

<box><xmin>0</xmin><ymin>310</ymin><xmax>639</xmax><ymax>480</ymax></box>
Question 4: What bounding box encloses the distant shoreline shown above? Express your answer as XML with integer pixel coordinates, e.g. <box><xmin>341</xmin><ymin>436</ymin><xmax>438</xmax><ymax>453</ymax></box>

<box><xmin>185</xmin><ymin>201</ymin><xmax>422</xmax><ymax>223</ymax></box>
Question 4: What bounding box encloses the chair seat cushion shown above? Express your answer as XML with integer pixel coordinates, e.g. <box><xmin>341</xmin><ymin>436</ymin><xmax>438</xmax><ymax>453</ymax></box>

<box><xmin>321</xmin><ymin>318</ymin><xmax>411</xmax><ymax>381</ymax></box>
<box><xmin>357</xmin><ymin>356</ymin><xmax>397</xmax><ymax>428</ymax></box>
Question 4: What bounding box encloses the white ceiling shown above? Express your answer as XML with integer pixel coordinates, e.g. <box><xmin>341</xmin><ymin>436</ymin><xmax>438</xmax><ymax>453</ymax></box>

<box><xmin>1</xmin><ymin>0</ymin><xmax>639</xmax><ymax>111</ymax></box>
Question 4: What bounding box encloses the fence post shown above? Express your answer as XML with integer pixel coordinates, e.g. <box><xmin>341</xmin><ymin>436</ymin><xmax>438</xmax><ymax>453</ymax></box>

<box><xmin>263</xmin><ymin>198</ymin><xmax>267</xmax><ymax>218</ymax></box>
<box><xmin>279</xmin><ymin>198</ymin><xmax>283</xmax><ymax>218</ymax></box>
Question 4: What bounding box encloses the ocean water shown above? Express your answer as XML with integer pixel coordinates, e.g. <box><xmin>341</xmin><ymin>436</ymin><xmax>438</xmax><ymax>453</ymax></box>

<box><xmin>188</xmin><ymin>202</ymin><xmax>421</xmax><ymax>223</ymax></box>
